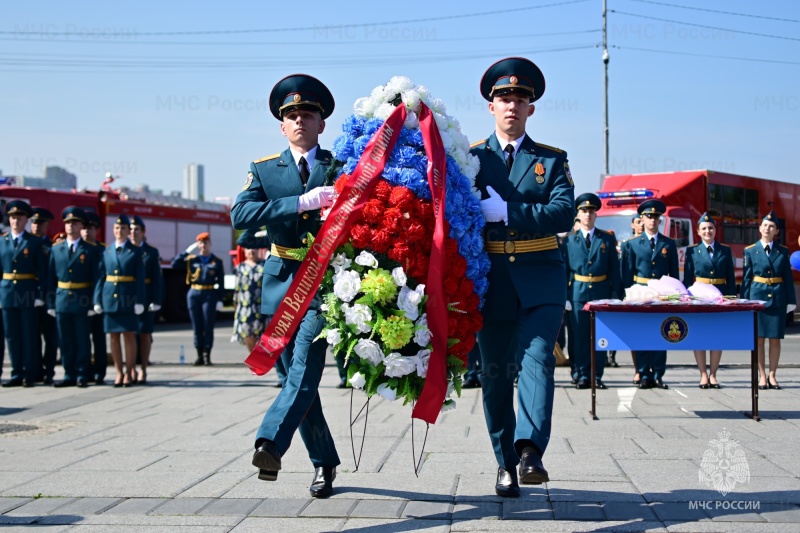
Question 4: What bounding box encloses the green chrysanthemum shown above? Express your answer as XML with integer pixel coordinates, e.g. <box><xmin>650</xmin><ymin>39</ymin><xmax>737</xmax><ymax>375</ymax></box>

<box><xmin>378</xmin><ymin>315</ymin><xmax>414</xmax><ymax>350</ymax></box>
<box><xmin>360</xmin><ymin>268</ymin><xmax>398</xmax><ymax>306</ymax></box>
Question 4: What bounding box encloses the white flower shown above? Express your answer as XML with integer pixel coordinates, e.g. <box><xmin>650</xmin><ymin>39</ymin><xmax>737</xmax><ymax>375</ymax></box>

<box><xmin>355</xmin><ymin>251</ymin><xmax>379</xmax><ymax>268</ymax></box>
<box><xmin>391</xmin><ymin>267</ymin><xmax>407</xmax><ymax>287</ymax></box>
<box><xmin>354</xmin><ymin>339</ymin><xmax>384</xmax><ymax>366</ymax></box>
<box><xmin>320</xmin><ymin>303</ymin><xmax>329</xmax><ymax>312</ymax></box>
<box><xmin>414</xmin><ymin>313</ymin><xmax>431</xmax><ymax>347</ymax></box>
<box><xmin>403</xmin><ymin>111</ymin><xmax>419</xmax><ymax>129</ymax></box>
<box><xmin>446</xmin><ymin>380</ymin><xmax>456</xmax><ymax>398</ymax></box>
<box><xmin>441</xmin><ymin>399</ymin><xmax>456</xmax><ymax>413</ymax></box>
<box><xmin>326</xmin><ymin>329</ymin><xmax>342</xmax><ymax>346</ymax></box>
<box><xmin>333</xmin><ymin>270</ymin><xmax>361</xmax><ymax>302</ymax></box>
<box><xmin>343</xmin><ymin>303</ymin><xmax>372</xmax><ymax>334</ymax></box>
<box><xmin>330</xmin><ymin>253</ymin><xmax>352</xmax><ymax>273</ymax></box>
<box><xmin>353</xmin><ymin>96</ymin><xmax>378</xmax><ymax>116</ymax></box>
<box><xmin>398</xmin><ymin>284</ymin><xmax>425</xmax><ymax>321</ymax></box>
<box><xmin>383</xmin><ymin>352</ymin><xmax>417</xmax><ymax>378</ymax></box>
<box><xmin>416</xmin><ymin>349</ymin><xmax>431</xmax><ymax>378</ymax></box>
<box><xmin>374</xmin><ymin>102</ymin><xmax>395</xmax><ymax>120</ymax></box>
<box><xmin>376</xmin><ymin>382</ymin><xmax>397</xmax><ymax>401</ymax></box>
<box><xmin>349</xmin><ymin>371</ymin><xmax>366</xmax><ymax>389</ymax></box>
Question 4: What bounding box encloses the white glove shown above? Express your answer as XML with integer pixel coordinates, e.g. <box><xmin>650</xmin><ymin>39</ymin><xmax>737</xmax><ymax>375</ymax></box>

<box><xmin>297</xmin><ymin>186</ymin><xmax>335</xmax><ymax>213</ymax></box>
<box><xmin>216</xmin><ymin>301</ymin><xmax>224</xmax><ymax>312</ymax></box>
<box><xmin>87</xmin><ymin>309</ymin><xmax>96</xmax><ymax>317</ymax></box>
<box><xmin>47</xmin><ymin>309</ymin><xmax>56</xmax><ymax>317</ymax></box>
<box><xmin>149</xmin><ymin>303</ymin><xmax>161</xmax><ymax>312</ymax></box>
<box><xmin>93</xmin><ymin>304</ymin><xmax>103</xmax><ymax>315</ymax></box>
<box><xmin>788</xmin><ymin>304</ymin><xmax>797</xmax><ymax>313</ymax></box>
<box><xmin>134</xmin><ymin>304</ymin><xmax>144</xmax><ymax>315</ymax></box>
<box><xmin>565</xmin><ymin>300</ymin><xmax>573</xmax><ymax>312</ymax></box>
<box><xmin>185</xmin><ymin>242</ymin><xmax>200</xmax><ymax>254</ymax></box>
<box><xmin>480</xmin><ymin>186</ymin><xmax>508</xmax><ymax>224</ymax></box>
<box><xmin>254</xmin><ymin>229</ymin><xmax>267</xmax><ymax>237</ymax></box>
<box><xmin>34</xmin><ymin>299</ymin><xmax>45</xmax><ymax>307</ymax></box>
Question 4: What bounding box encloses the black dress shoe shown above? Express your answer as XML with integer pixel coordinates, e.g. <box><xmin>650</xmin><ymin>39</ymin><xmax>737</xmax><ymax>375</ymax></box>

<box><xmin>2</xmin><ymin>378</ymin><xmax>23</xmax><ymax>388</ymax></box>
<box><xmin>638</xmin><ymin>377</ymin><xmax>652</xmax><ymax>389</ymax></box>
<box><xmin>575</xmin><ymin>379</ymin><xmax>590</xmax><ymax>389</ymax></box>
<box><xmin>43</xmin><ymin>377</ymin><xmax>54</xmax><ymax>385</ymax></box>
<box><xmin>252</xmin><ymin>440</ymin><xmax>282</xmax><ymax>475</ymax></box>
<box><xmin>758</xmin><ymin>382</ymin><xmax>768</xmax><ymax>390</ymax></box>
<box><xmin>95</xmin><ymin>378</ymin><xmax>106</xmax><ymax>385</ymax></box>
<box><xmin>595</xmin><ymin>379</ymin><xmax>608</xmax><ymax>390</ymax></box>
<box><xmin>258</xmin><ymin>469</ymin><xmax>278</xmax><ymax>481</ymax></box>
<box><xmin>336</xmin><ymin>377</ymin><xmax>348</xmax><ymax>389</ymax></box>
<box><xmin>309</xmin><ymin>466</ymin><xmax>336</xmax><ymax>498</ymax></box>
<box><xmin>709</xmin><ymin>383</ymin><xmax>721</xmax><ymax>389</ymax></box>
<box><xmin>768</xmin><ymin>379</ymin><xmax>781</xmax><ymax>390</ymax></box>
<box><xmin>654</xmin><ymin>379</ymin><xmax>669</xmax><ymax>390</ymax></box>
<box><xmin>570</xmin><ymin>378</ymin><xmax>578</xmax><ymax>385</ymax></box>
<box><xmin>77</xmin><ymin>379</ymin><xmax>89</xmax><ymax>388</ymax></box>
<box><xmin>632</xmin><ymin>378</ymin><xmax>641</xmax><ymax>385</ymax></box>
<box><xmin>699</xmin><ymin>382</ymin><xmax>710</xmax><ymax>389</ymax></box>
<box><xmin>54</xmin><ymin>380</ymin><xmax>77</xmax><ymax>388</ymax></box>
<box><xmin>495</xmin><ymin>467</ymin><xmax>520</xmax><ymax>498</ymax></box>
<box><xmin>23</xmin><ymin>380</ymin><xmax>35</xmax><ymax>388</ymax></box>
<box><xmin>462</xmin><ymin>377</ymin><xmax>481</xmax><ymax>389</ymax></box>
<box><xmin>519</xmin><ymin>451</ymin><xmax>549</xmax><ymax>485</ymax></box>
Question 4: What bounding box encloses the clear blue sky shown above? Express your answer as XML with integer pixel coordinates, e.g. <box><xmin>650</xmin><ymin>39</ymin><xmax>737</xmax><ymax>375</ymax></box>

<box><xmin>1</xmin><ymin>0</ymin><xmax>798</xmax><ymax>203</ymax></box>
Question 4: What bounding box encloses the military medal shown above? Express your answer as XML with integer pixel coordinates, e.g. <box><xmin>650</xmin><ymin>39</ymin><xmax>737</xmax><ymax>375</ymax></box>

<box><xmin>662</xmin><ymin>248</ymin><xmax>667</xmax><ymax>256</ymax></box>
<box><xmin>80</xmin><ymin>253</ymin><xmax>85</xmax><ymax>263</ymax></box>
<box><xmin>23</xmin><ymin>248</ymin><xmax>29</xmax><ymax>257</ymax></box>
<box><xmin>534</xmin><ymin>162</ymin><xmax>545</xmax><ymax>184</ymax></box>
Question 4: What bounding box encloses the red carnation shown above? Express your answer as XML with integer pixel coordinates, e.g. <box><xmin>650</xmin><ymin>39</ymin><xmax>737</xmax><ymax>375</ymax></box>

<box><xmin>404</xmin><ymin>222</ymin><xmax>427</xmax><ymax>244</ymax></box>
<box><xmin>334</xmin><ymin>174</ymin><xmax>349</xmax><ymax>194</ymax></box>
<box><xmin>382</xmin><ymin>207</ymin><xmax>404</xmax><ymax>232</ymax></box>
<box><xmin>370</xmin><ymin>228</ymin><xmax>393</xmax><ymax>254</ymax></box>
<box><xmin>373</xmin><ymin>180</ymin><xmax>392</xmax><ymax>203</ymax></box>
<box><xmin>350</xmin><ymin>224</ymin><xmax>372</xmax><ymax>248</ymax></box>
<box><xmin>389</xmin><ymin>186</ymin><xmax>416</xmax><ymax>211</ymax></box>
<box><xmin>362</xmin><ymin>199</ymin><xmax>385</xmax><ymax>224</ymax></box>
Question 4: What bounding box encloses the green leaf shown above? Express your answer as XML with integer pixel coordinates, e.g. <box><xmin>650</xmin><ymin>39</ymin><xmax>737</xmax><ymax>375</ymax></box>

<box><xmin>447</xmin><ymin>338</ymin><xmax>460</xmax><ymax>348</ymax></box>
<box><xmin>286</xmin><ymin>246</ymin><xmax>308</xmax><ymax>261</ymax></box>
<box><xmin>454</xmin><ymin>377</ymin><xmax>463</xmax><ymax>397</ymax></box>
<box><xmin>355</xmin><ymin>293</ymin><xmax>374</xmax><ymax>306</ymax></box>
<box><xmin>446</xmin><ymin>355</ymin><xmax>465</xmax><ymax>368</ymax></box>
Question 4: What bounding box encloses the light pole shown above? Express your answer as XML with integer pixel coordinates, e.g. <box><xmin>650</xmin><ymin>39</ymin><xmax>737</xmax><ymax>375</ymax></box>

<box><xmin>603</xmin><ymin>0</ymin><xmax>610</xmax><ymax>176</ymax></box>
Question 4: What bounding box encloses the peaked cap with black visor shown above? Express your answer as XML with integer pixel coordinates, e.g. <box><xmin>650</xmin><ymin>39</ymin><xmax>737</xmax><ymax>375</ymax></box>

<box><xmin>269</xmin><ymin>74</ymin><xmax>335</xmax><ymax>121</ymax></box>
<box><xmin>480</xmin><ymin>57</ymin><xmax>546</xmax><ymax>102</ymax></box>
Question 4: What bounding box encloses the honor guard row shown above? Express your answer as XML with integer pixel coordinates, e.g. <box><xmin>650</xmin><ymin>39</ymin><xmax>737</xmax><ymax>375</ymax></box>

<box><xmin>0</xmin><ymin>204</ymin><xmax>164</xmax><ymax>388</ymax></box>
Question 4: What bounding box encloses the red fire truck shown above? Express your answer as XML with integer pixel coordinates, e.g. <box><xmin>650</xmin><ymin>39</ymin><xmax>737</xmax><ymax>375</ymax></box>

<box><xmin>595</xmin><ymin>169</ymin><xmax>800</xmax><ymax>301</ymax></box>
<box><xmin>0</xmin><ymin>185</ymin><xmax>233</xmax><ymax>321</ymax></box>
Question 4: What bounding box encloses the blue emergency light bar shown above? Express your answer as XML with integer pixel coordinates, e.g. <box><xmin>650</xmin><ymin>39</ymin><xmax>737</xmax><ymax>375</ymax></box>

<box><xmin>597</xmin><ymin>189</ymin><xmax>655</xmax><ymax>199</ymax></box>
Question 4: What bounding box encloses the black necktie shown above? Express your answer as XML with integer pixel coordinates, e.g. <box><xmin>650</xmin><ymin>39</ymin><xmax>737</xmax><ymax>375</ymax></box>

<box><xmin>504</xmin><ymin>144</ymin><xmax>515</xmax><ymax>172</ymax></box>
<box><xmin>69</xmin><ymin>243</ymin><xmax>75</xmax><ymax>257</ymax></box>
<box><xmin>650</xmin><ymin>237</ymin><xmax>655</xmax><ymax>251</ymax></box>
<box><xmin>765</xmin><ymin>244</ymin><xmax>771</xmax><ymax>255</ymax></box>
<box><xmin>116</xmin><ymin>246</ymin><xmax>122</xmax><ymax>254</ymax></box>
<box><xmin>585</xmin><ymin>233</ymin><xmax>591</xmax><ymax>250</ymax></box>
<box><xmin>13</xmin><ymin>237</ymin><xmax>19</xmax><ymax>247</ymax></box>
<box><xmin>707</xmin><ymin>245</ymin><xmax>713</xmax><ymax>256</ymax></box>
<box><xmin>299</xmin><ymin>156</ymin><xmax>310</xmax><ymax>185</ymax></box>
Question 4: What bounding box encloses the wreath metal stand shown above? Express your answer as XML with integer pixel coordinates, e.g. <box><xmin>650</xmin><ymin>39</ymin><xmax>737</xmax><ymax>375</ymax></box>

<box><xmin>349</xmin><ymin>389</ymin><xmax>370</xmax><ymax>472</ymax></box>
<box><xmin>410</xmin><ymin>401</ymin><xmax>430</xmax><ymax>478</ymax></box>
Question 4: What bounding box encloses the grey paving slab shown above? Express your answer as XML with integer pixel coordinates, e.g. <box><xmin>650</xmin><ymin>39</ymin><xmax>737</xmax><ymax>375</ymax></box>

<box><xmin>453</xmin><ymin>519</ymin><xmax>668</xmax><ymax>531</ymax></box>
<box><xmin>759</xmin><ymin>503</ymin><xmax>800</xmax><ymax>522</ymax></box>
<box><xmin>37</xmin><ymin>514</ymin><xmax>243</xmax><ymax>527</ymax></box>
<box><xmin>50</xmin><ymin>497</ymin><xmax>122</xmax><ymax>516</ymax></box>
<box><xmin>5</xmin><ymin>497</ymin><xmax>75</xmax><ymax>516</ymax></box>
<box><xmin>341</xmin><ymin>518</ymin><xmax>451</xmax><ymax>532</ymax></box>
<box><xmin>552</xmin><ymin>501</ymin><xmax>605</xmax><ymax>520</ymax></box>
<box><xmin>602</xmin><ymin>501</ymin><xmax>660</xmax><ymax>521</ymax></box>
<box><xmin>300</xmin><ymin>497</ymin><xmax>359</xmax><ymax>517</ymax></box>
<box><xmin>248</xmin><ymin>497</ymin><xmax>310</xmax><ymax>517</ymax></box>
<box><xmin>229</xmin><ymin>516</ymin><xmax>347</xmax><ymax>532</ymax></box>
<box><xmin>349</xmin><ymin>498</ymin><xmax>406</xmax><ymax>518</ymax></box>
<box><xmin>197</xmin><ymin>497</ymin><xmax>261</xmax><ymax>515</ymax></box>
<box><xmin>547</xmin><ymin>481</ymin><xmax>646</xmax><ymax>502</ymax></box>
<box><xmin>102</xmin><ymin>498</ymin><xmax>167</xmax><ymax>515</ymax></box>
<box><xmin>451</xmin><ymin>502</ymin><xmax>501</xmax><ymax>520</ymax></box>
<box><xmin>664</xmin><ymin>521</ymin><xmax>800</xmax><ymax>532</ymax></box>
<box><xmin>402</xmin><ymin>500</ymin><xmax>453</xmax><ymax>520</ymax></box>
<box><xmin>0</xmin><ymin>497</ymin><xmax>31</xmax><ymax>513</ymax></box>
<box><xmin>65</xmin><ymin>527</ymin><xmax>231</xmax><ymax>532</ymax></box>
<box><xmin>651</xmin><ymin>502</ymin><xmax>711</xmax><ymax>522</ymax></box>
<box><xmin>502</xmin><ymin>501</ymin><xmax>554</xmax><ymax>520</ymax></box>
<box><xmin>150</xmin><ymin>497</ymin><xmax>214</xmax><ymax>515</ymax></box>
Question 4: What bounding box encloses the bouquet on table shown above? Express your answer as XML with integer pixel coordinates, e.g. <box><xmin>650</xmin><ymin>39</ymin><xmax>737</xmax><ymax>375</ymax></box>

<box><xmin>624</xmin><ymin>276</ymin><xmax>737</xmax><ymax>304</ymax></box>
<box><xmin>307</xmin><ymin>77</ymin><xmax>490</xmax><ymax>416</ymax></box>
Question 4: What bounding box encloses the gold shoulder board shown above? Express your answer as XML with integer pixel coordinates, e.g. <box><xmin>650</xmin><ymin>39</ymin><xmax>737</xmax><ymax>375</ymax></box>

<box><xmin>253</xmin><ymin>153</ymin><xmax>280</xmax><ymax>164</ymax></box>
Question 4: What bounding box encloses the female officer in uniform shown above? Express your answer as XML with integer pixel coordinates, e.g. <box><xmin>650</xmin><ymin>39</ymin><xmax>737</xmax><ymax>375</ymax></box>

<box><xmin>683</xmin><ymin>213</ymin><xmax>736</xmax><ymax>389</ymax></box>
<box><xmin>171</xmin><ymin>232</ymin><xmax>225</xmax><ymax>366</ymax></box>
<box><xmin>93</xmin><ymin>214</ymin><xmax>146</xmax><ymax>387</ymax></box>
<box><xmin>741</xmin><ymin>211</ymin><xmax>797</xmax><ymax>390</ymax></box>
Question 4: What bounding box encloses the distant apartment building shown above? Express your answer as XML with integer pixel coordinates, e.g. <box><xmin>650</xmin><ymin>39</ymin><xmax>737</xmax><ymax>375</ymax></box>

<box><xmin>4</xmin><ymin>166</ymin><xmax>77</xmax><ymax>190</ymax></box>
<box><xmin>183</xmin><ymin>163</ymin><xmax>205</xmax><ymax>201</ymax></box>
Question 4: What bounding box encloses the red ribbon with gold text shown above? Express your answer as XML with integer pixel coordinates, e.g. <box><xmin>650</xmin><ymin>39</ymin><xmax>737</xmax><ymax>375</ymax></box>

<box><xmin>245</xmin><ymin>104</ymin><xmax>406</xmax><ymax>375</ymax></box>
<box><xmin>412</xmin><ymin>104</ymin><xmax>448</xmax><ymax>424</ymax></box>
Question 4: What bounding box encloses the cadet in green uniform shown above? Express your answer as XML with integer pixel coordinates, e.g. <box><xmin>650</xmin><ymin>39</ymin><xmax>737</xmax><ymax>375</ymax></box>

<box><xmin>621</xmin><ymin>199</ymin><xmax>679</xmax><ymax>389</ymax></box>
<box><xmin>471</xmin><ymin>57</ymin><xmax>575</xmax><ymax>498</ymax></box>
<box><xmin>31</xmin><ymin>207</ymin><xmax>58</xmax><ymax>384</ymax></box>
<box><xmin>0</xmin><ymin>201</ymin><xmax>48</xmax><ymax>387</ymax></box>
<box><xmin>741</xmin><ymin>211</ymin><xmax>797</xmax><ymax>390</ymax></box>
<box><xmin>683</xmin><ymin>212</ymin><xmax>736</xmax><ymax>389</ymax></box>
<box><xmin>565</xmin><ymin>193</ymin><xmax>621</xmax><ymax>389</ymax></box>
<box><xmin>47</xmin><ymin>207</ymin><xmax>101</xmax><ymax>387</ymax></box>
<box><xmin>231</xmin><ymin>74</ymin><xmax>341</xmax><ymax>498</ymax></box>
<box><xmin>131</xmin><ymin>215</ymin><xmax>164</xmax><ymax>384</ymax></box>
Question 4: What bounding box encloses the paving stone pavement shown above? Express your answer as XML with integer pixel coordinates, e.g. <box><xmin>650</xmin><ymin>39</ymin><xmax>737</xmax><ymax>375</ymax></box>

<box><xmin>1</xmin><ymin>321</ymin><xmax>799</xmax><ymax>531</ymax></box>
